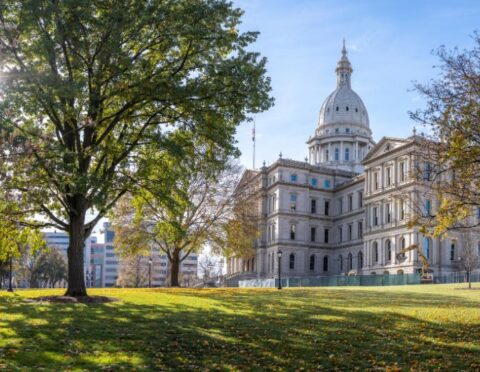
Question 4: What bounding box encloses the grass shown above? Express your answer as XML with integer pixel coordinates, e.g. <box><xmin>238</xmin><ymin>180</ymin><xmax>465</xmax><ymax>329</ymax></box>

<box><xmin>1</xmin><ymin>285</ymin><xmax>480</xmax><ymax>371</ymax></box>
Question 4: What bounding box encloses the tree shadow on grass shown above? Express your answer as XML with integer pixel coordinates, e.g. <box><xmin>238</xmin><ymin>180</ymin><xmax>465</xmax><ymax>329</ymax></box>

<box><xmin>0</xmin><ymin>289</ymin><xmax>479</xmax><ymax>370</ymax></box>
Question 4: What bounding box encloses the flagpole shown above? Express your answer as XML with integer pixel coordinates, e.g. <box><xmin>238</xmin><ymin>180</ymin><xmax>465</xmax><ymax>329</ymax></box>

<box><xmin>252</xmin><ymin>120</ymin><xmax>256</xmax><ymax>169</ymax></box>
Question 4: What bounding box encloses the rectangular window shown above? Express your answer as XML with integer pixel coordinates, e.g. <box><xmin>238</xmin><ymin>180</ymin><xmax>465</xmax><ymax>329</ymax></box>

<box><xmin>290</xmin><ymin>174</ymin><xmax>298</xmax><ymax>182</ymax></box>
<box><xmin>425</xmin><ymin>199</ymin><xmax>431</xmax><ymax>216</ymax></box>
<box><xmin>348</xmin><ymin>194</ymin><xmax>353</xmax><ymax>211</ymax></box>
<box><xmin>324</xmin><ymin>229</ymin><xmax>329</xmax><ymax>243</ymax></box>
<box><xmin>324</xmin><ymin>179</ymin><xmax>331</xmax><ymax>188</ymax></box>
<box><xmin>386</xmin><ymin>203</ymin><xmax>391</xmax><ymax>223</ymax></box>
<box><xmin>400</xmin><ymin>162</ymin><xmax>406</xmax><ymax>182</ymax></box>
<box><xmin>373</xmin><ymin>207</ymin><xmax>378</xmax><ymax>226</ymax></box>
<box><xmin>400</xmin><ymin>200</ymin><xmax>406</xmax><ymax>220</ymax></box>
<box><xmin>310</xmin><ymin>227</ymin><xmax>316</xmax><ymax>242</ymax></box>
<box><xmin>310</xmin><ymin>177</ymin><xmax>318</xmax><ymax>187</ymax></box>
<box><xmin>348</xmin><ymin>224</ymin><xmax>352</xmax><ymax>240</ymax></box>
<box><xmin>290</xmin><ymin>225</ymin><xmax>296</xmax><ymax>240</ymax></box>
<box><xmin>324</xmin><ymin>201</ymin><xmax>330</xmax><ymax>216</ymax></box>
<box><xmin>386</xmin><ymin>167</ymin><xmax>391</xmax><ymax>186</ymax></box>
<box><xmin>358</xmin><ymin>221</ymin><xmax>363</xmax><ymax>238</ymax></box>
<box><xmin>338</xmin><ymin>227</ymin><xmax>343</xmax><ymax>243</ymax></box>
<box><xmin>290</xmin><ymin>194</ymin><xmax>297</xmax><ymax>211</ymax></box>
<box><xmin>358</xmin><ymin>191</ymin><xmax>363</xmax><ymax>208</ymax></box>
<box><xmin>374</xmin><ymin>172</ymin><xmax>379</xmax><ymax>190</ymax></box>
<box><xmin>311</xmin><ymin>199</ymin><xmax>317</xmax><ymax>214</ymax></box>
<box><xmin>338</xmin><ymin>198</ymin><xmax>343</xmax><ymax>214</ymax></box>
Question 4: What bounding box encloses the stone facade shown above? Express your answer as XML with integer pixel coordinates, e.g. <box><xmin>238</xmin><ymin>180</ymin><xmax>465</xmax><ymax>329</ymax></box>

<box><xmin>227</xmin><ymin>43</ymin><xmax>480</xmax><ymax>281</ymax></box>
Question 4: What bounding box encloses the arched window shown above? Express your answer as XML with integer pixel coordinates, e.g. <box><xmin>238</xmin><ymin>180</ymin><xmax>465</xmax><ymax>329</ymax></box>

<box><xmin>345</xmin><ymin>148</ymin><xmax>350</xmax><ymax>161</ymax></box>
<box><xmin>289</xmin><ymin>253</ymin><xmax>295</xmax><ymax>270</ymax></box>
<box><xmin>423</xmin><ymin>237</ymin><xmax>431</xmax><ymax>259</ymax></box>
<box><xmin>338</xmin><ymin>255</ymin><xmax>343</xmax><ymax>272</ymax></box>
<box><xmin>397</xmin><ymin>269</ymin><xmax>404</xmax><ymax>275</ymax></box>
<box><xmin>383</xmin><ymin>271</ymin><xmax>390</xmax><ymax>275</ymax></box>
<box><xmin>385</xmin><ymin>240</ymin><xmax>392</xmax><ymax>262</ymax></box>
<box><xmin>323</xmin><ymin>256</ymin><xmax>328</xmax><ymax>272</ymax></box>
<box><xmin>373</xmin><ymin>242</ymin><xmax>379</xmax><ymax>263</ymax></box>
<box><xmin>450</xmin><ymin>241</ymin><xmax>456</xmax><ymax>261</ymax></box>
<box><xmin>358</xmin><ymin>251</ymin><xmax>363</xmax><ymax>269</ymax></box>
<box><xmin>335</xmin><ymin>148</ymin><xmax>340</xmax><ymax>161</ymax></box>
<box><xmin>309</xmin><ymin>255</ymin><xmax>315</xmax><ymax>271</ymax></box>
<box><xmin>348</xmin><ymin>253</ymin><xmax>353</xmax><ymax>271</ymax></box>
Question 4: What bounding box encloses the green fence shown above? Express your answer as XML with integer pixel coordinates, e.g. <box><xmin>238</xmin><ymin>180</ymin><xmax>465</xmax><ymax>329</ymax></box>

<box><xmin>239</xmin><ymin>273</ymin><xmax>421</xmax><ymax>288</ymax></box>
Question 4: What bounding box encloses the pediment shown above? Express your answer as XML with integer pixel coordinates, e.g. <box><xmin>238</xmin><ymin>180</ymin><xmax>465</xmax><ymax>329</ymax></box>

<box><xmin>363</xmin><ymin>137</ymin><xmax>410</xmax><ymax>163</ymax></box>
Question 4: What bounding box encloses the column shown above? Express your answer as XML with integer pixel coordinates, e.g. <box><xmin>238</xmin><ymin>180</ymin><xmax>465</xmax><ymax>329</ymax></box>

<box><xmin>340</xmin><ymin>141</ymin><xmax>344</xmax><ymax>162</ymax></box>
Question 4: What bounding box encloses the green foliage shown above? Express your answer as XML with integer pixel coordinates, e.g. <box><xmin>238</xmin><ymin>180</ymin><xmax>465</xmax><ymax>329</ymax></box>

<box><xmin>0</xmin><ymin>0</ymin><xmax>272</xmax><ymax>293</ymax></box>
<box><xmin>1</xmin><ymin>285</ymin><xmax>480</xmax><ymax>370</ymax></box>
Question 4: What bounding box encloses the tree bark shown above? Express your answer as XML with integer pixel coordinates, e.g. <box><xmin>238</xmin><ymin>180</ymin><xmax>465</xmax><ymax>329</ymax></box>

<box><xmin>170</xmin><ymin>250</ymin><xmax>180</xmax><ymax>287</ymax></box>
<box><xmin>65</xmin><ymin>206</ymin><xmax>88</xmax><ymax>297</ymax></box>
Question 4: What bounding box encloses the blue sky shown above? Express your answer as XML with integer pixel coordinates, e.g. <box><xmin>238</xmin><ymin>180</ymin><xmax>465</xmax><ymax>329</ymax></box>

<box><xmin>233</xmin><ymin>0</ymin><xmax>480</xmax><ymax>168</ymax></box>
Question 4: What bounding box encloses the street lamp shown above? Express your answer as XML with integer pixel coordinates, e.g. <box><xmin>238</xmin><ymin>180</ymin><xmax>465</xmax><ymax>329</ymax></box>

<box><xmin>277</xmin><ymin>250</ymin><xmax>282</xmax><ymax>290</ymax></box>
<box><xmin>7</xmin><ymin>253</ymin><xmax>13</xmax><ymax>292</ymax></box>
<box><xmin>148</xmin><ymin>257</ymin><xmax>153</xmax><ymax>288</ymax></box>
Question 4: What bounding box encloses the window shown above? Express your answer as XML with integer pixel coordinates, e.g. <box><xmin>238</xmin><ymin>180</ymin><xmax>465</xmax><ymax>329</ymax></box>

<box><xmin>325</xmin><ymin>149</ymin><xmax>329</xmax><ymax>161</ymax></box>
<box><xmin>346</xmin><ymin>106</ymin><xmax>349</xmax><ymax>111</ymax></box>
<box><xmin>358</xmin><ymin>221</ymin><xmax>363</xmax><ymax>238</ymax></box>
<box><xmin>373</xmin><ymin>242</ymin><xmax>378</xmax><ymax>263</ymax></box>
<box><xmin>324</xmin><ymin>201</ymin><xmax>330</xmax><ymax>215</ymax></box>
<box><xmin>358</xmin><ymin>191</ymin><xmax>363</xmax><ymax>208</ymax></box>
<box><xmin>386</xmin><ymin>167</ymin><xmax>391</xmax><ymax>186</ymax></box>
<box><xmin>335</xmin><ymin>148</ymin><xmax>340</xmax><ymax>161</ymax></box>
<box><xmin>339</xmin><ymin>255</ymin><xmax>343</xmax><ymax>271</ymax></box>
<box><xmin>310</xmin><ymin>227</ymin><xmax>316</xmax><ymax>242</ymax></box>
<box><xmin>358</xmin><ymin>251</ymin><xmax>363</xmax><ymax>269</ymax></box>
<box><xmin>345</xmin><ymin>148</ymin><xmax>350</xmax><ymax>161</ymax></box>
<box><xmin>290</xmin><ymin>225</ymin><xmax>296</xmax><ymax>240</ymax></box>
<box><xmin>423</xmin><ymin>237</ymin><xmax>430</xmax><ymax>259</ymax></box>
<box><xmin>311</xmin><ymin>199</ymin><xmax>317</xmax><ymax>214</ymax></box>
<box><xmin>346</xmin><ymin>128</ymin><xmax>350</xmax><ymax>133</ymax></box>
<box><xmin>423</xmin><ymin>163</ymin><xmax>432</xmax><ymax>181</ymax></box>
<box><xmin>324</xmin><ymin>228</ymin><xmax>329</xmax><ymax>243</ymax></box>
<box><xmin>338</xmin><ymin>198</ymin><xmax>343</xmax><ymax>214</ymax></box>
<box><xmin>272</xmin><ymin>224</ymin><xmax>276</xmax><ymax>242</ymax></box>
<box><xmin>289</xmin><ymin>254</ymin><xmax>295</xmax><ymax>269</ymax></box>
<box><xmin>348</xmin><ymin>224</ymin><xmax>352</xmax><ymax>241</ymax></box>
<box><xmin>323</xmin><ymin>256</ymin><xmax>329</xmax><ymax>271</ymax></box>
<box><xmin>374</xmin><ymin>172</ymin><xmax>379</xmax><ymax>190</ymax></box>
<box><xmin>338</xmin><ymin>226</ymin><xmax>343</xmax><ymax>243</ymax></box>
<box><xmin>290</xmin><ymin>194</ymin><xmax>297</xmax><ymax>211</ymax></box>
<box><xmin>324</xmin><ymin>180</ymin><xmax>331</xmax><ymax>188</ymax></box>
<box><xmin>400</xmin><ymin>162</ymin><xmax>406</xmax><ymax>182</ymax></box>
<box><xmin>348</xmin><ymin>194</ymin><xmax>353</xmax><ymax>211</ymax></box>
<box><xmin>336</xmin><ymin>107</ymin><xmax>339</xmax><ymax>112</ymax></box>
<box><xmin>348</xmin><ymin>253</ymin><xmax>353</xmax><ymax>271</ymax></box>
<box><xmin>400</xmin><ymin>200</ymin><xmax>406</xmax><ymax>220</ymax></box>
<box><xmin>309</xmin><ymin>255</ymin><xmax>315</xmax><ymax>271</ymax></box>
<box><xmin>310</xmin><ymin>177</ymin><xmax>318</xmax><ymax>187</ymax></box>
<box><xmin>290</xmin><ymin>174</ymin><xmax>298</xmax><ymax>182</ymax></box>
<box><xmin>386</xmin><ymin>240</ymin><xmax>392</xmax><ymax>261</ymax></box>
<box><xmin>450</xmin><ymin>241</ymin><xmax>455</xmax><ymax>261</ymax></box>
<box><xmin>373</xmin><ymin>207</ymin><xmax>378</xmax><ymax>226</ymax></box>
<box><xmin>386</xmin><ymin>203</ymin><xmax>391</xmax><ymax>223</ymax></box>
<box><xmin>425</xmin><ymin>199</ymin><xmax>431</xmax><ymax>216</ymax></box>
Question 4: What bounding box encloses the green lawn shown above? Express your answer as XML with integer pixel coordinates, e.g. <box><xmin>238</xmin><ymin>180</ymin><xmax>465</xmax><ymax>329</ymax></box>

<box><xmin>1</xmin><ymin>285</ymin><xmax>480</xmax><ymax>371</ymax></box>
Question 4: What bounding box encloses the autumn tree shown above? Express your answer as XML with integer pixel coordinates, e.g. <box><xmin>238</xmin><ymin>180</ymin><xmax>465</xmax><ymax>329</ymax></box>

<box><xmin>0</xmin><ymin>0</ymin><xmax>272</xmax><ymax>296</ymax></box>
<box><xmin>410</xmin><ymin>32</ymin><xmax>480</xmax><ymax>237</ymax></box>
<box><xmin>456</xmin><ymin>231</ymin><xmax>480</xmax><ymax>289</ymax></box>
<box><xmin>111</xmin><ymin>130</ymin><xmax>240</xmax><ymax>287</ymax></box>
<box><xmin>116</xmin><ymin>255</ymin><xmax>150</xmax><ymax>288</ymax></box>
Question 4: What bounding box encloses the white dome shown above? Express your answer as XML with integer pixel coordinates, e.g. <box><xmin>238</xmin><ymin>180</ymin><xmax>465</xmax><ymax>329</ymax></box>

<box><xmin>318</xmin><ymin>85</ymin><xmax>369</xmax><ymax>128</ymax></box>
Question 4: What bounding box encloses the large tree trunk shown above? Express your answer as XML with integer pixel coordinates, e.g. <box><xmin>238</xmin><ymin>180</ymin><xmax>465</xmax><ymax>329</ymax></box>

<box><xmin>65</xmin><ymin>208</ymin><xmax>88</xmax><ymax>297</ymax></box>
<box><xmin>170</xmin><ymin>250</ymin><xmax>180</xmax><ymax>287</ymax></box>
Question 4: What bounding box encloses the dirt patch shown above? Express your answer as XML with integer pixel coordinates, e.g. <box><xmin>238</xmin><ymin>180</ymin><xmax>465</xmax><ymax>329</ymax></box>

<box><xmin>26</xmin><ymin>295</ymin><xmax>119</xmax><ymax>304</ymax></box>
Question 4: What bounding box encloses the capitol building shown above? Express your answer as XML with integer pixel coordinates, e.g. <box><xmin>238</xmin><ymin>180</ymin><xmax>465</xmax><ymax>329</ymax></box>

<box><xmin>227</xmin><ymin>43</ymin><xmax>478</xmax><ymax>282</ymax></box>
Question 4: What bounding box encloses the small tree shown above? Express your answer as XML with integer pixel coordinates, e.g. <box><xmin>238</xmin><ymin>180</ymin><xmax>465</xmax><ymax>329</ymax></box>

<box><xmin>457</xmin><ymin>231</ymin><xmax>480</xmax><ymax>289</ymax></box>
<box><xmin>116</xmin><ymin>255</ymin><xmax>149</xmax><ymax>288</ymax></box>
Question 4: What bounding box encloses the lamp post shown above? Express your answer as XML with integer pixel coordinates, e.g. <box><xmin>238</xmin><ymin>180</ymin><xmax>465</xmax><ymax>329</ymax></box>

<box><xmin>277</xmin><ymin>250</ymin><xmax>282</xmax><ymax>290</ymax></box>
<box><xmin>148</xmin><ymin>257</ymin><xmax>153</xmax><ymax>288</ymax></box>
<box><xmin>7</xmin><ymin>253</ymin><xmax>13</xmax><ymax>292</ymax></box>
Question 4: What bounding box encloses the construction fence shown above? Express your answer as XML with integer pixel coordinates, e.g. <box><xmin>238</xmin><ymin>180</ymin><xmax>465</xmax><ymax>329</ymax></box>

<box><xmin>239</xmin><ymin>273</ymin><xmax>421</xmax><ymax>288</ymax></box>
